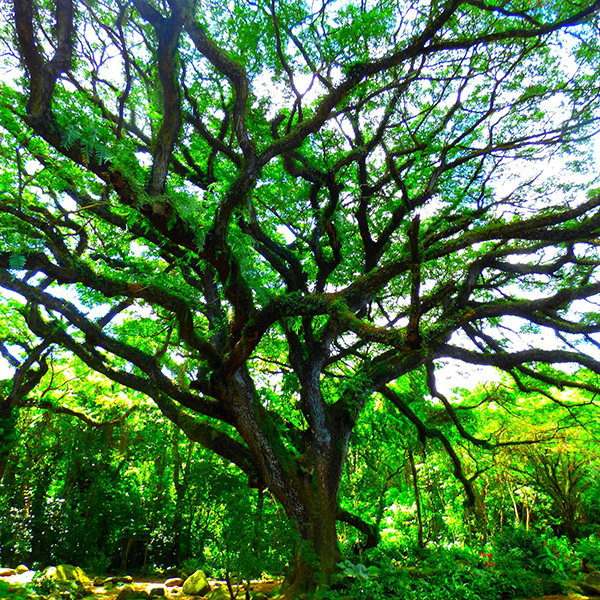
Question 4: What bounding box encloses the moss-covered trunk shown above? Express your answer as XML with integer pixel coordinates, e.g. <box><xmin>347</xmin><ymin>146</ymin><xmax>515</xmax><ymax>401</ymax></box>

<box><xmin>275</xmin><ymin>422</ymin><xmax>351</xmax><ymax>598</ymax></box>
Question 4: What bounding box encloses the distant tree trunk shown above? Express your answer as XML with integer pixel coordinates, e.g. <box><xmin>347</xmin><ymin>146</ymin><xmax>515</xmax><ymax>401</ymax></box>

<box><xmin>408</xmin><ymin>449</ymin><xmax>424</xmax><ymax>549</ymax></box>
<box><xmin>0</xmin><ymin>400</ymin><xmax>13</xmax><ymax>484</ymax></box>
<box><xmin>170</xmin><ymin>431</ymin><xmax>193</xmax><ymax>566</ymax></box>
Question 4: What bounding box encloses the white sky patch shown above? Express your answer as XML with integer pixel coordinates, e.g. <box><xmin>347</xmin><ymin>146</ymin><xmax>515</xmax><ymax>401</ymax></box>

<box><xmin>131</xmin><ymin>240</ymin><xmax>150</xmax><ymax>257</ymax></box>
<box><xmin>435</xmin><ymin>359</ymin><xmax>502</xmax><ymax>397</ymax></box>
<box><xmin>276</xmin><ymin>224</ymin><xmax>296</xmax><ymax>244</ymax></box>
<box><xmin>0</xmin><ymin>356</ymin><xmax>13</xmax><ymax>380</ymax></box>
<box><xmin>135</xmin><ymin>151</ymin><xmax>152</xmax><ymax>168</ymax></box>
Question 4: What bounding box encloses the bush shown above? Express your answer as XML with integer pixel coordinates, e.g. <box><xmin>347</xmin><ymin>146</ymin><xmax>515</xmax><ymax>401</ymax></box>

<box><xmin>321</xmin><ymin>543</ymin><xmax>549</xmax><ymax>600</ymax></box>
<box><xmin>575</xmin><ymin>533</ymin><xmax>600</xmax><ymax>569</ymax></box>
<box><xmin>538</xmin><ymin>534</ymin><xmax>578</xmax><ymax>580</ymax></box>
<box><xmin>493</xmin><ymin>526</ymin><xmax>545</xmax><ymax>570</ymax></box>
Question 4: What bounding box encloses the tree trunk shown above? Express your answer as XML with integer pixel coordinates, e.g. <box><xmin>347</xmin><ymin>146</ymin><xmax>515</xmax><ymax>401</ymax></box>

<box><xmin>213</xmin><ymin>366</ymin><xmax>354</xmax><ymax>596</ymax></box>
<box><xmin>408</xmin><ymin>448</ymin><xmax>424</xmax><ymax>549</ymax></box>
<box><xmin>282</xmin><ymin>472</ymin><xmax>342</xmax><ymax>599</ymax></box>
<box><xmin>0</xmin><ymin>400</ymin><xmax>14</xmax><ymax>484</ymax></box>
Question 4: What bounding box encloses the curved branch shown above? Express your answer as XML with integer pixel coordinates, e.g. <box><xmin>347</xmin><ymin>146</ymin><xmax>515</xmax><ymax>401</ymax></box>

<box><xmin>28</xmin><ymin>401</ymin><xmax>138</xmax><ymax>429</ymax></box>
<box><xmin>378</xmin><ymin>384</ymin><xmax>479</xmax><ymax>507</ymax></box>
<box><xmin>337</xmin><ymin>508</ymin><xmax>380</xmax><ymax>549</ymax></box>
<box><xmin>132</xmin><ymin>0</ymin><xmax>184</xmax><ymax>196</ymax></box>
<box><xmin>438</xmin><ymin>344</ymin><xmax>600</xmax><ymax>376</ymax></box>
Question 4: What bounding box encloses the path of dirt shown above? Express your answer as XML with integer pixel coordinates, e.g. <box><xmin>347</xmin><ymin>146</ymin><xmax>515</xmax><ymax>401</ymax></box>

<box><xmin>94</xmin><ymin>578</ymin><xmax>281</xmax><ymax>599</ymax></box>
<box><xmin>0</xmin><ymin>572</ymin><xmax>283</xmax><ymax>600</ymax></box>
<box><xmin>0</xmin><ymin>572</ymin><xmax>593</xmax><ymax>600</ymax></box>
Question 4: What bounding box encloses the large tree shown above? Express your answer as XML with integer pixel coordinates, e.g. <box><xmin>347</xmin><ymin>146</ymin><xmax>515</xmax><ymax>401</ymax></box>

<box><xmin>2</xmin><ymin>0</ymin><xmax>600</xmax><ymax>593</ymax></box>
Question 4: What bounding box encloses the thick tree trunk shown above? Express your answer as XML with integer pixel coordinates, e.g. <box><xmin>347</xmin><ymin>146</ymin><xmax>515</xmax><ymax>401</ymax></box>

<box><xmin>219</xmin><ymin>368</ymin><xmax>353</xmax><ymax>596</ymax></box>
<box><xmin>281</xmin><ymin>473</ymin><xmax>342</xmax><ymax>599</ymax></box>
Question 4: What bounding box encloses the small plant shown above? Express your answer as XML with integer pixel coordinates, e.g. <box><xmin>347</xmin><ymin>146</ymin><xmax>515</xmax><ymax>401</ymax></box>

<box><xmin>479</xmin><ymin>551</ymin><xmax>495</xmax><ymax>568</ymax></box>
<box><xmin>539</xmin><ymin>535</ymin><xmax>577</xmax><ymax>579</ymax></box>
<box><xmin>575</xmin><ymin>533</ymin><xmax>600</xmax><ymax>569</ymax></box>
<box><xmin>0</xmin><ymin>581</ymin><xmax>13</xmax><ymax>598</ymax></box>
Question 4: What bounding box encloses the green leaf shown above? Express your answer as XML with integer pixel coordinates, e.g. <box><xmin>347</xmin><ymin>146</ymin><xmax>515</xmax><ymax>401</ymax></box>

<box><xmin>8</xmin><ymin>254</ymin><xmax>26</xmax><ymax>270</ymax></box>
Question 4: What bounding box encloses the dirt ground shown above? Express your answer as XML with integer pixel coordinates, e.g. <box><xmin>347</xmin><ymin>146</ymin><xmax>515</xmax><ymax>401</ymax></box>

<box><xmin>1</xmin><ymin>571</ymin><xmax>592</xmax><ymax>600</ymax></box>
<box><xmin>94</xmin><ymin>578</ymin><xmax>282</xmax><ymax>599</ymax></box>
<box><xmin>0</xmin><ymin>571</ymin><xmax>283</xmax><ymax>600</ymax></box>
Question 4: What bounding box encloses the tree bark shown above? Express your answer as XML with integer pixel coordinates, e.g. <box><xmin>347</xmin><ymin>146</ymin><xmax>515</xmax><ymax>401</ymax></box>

<box><xmin>281</xmin><ymin>472</ymin><xmax>343</xmax><ymax>598</ymax></box>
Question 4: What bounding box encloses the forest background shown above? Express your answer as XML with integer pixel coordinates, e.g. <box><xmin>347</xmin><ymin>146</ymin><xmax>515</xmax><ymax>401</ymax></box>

<box><xmin>1</xmin><ymin>0</ymin><xmax>600</xmax><ymax>598</ymax></box>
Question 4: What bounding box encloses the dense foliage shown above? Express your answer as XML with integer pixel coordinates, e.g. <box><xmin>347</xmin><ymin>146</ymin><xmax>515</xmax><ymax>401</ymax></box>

<box><xmin>0</xmin><ymin>374</ymin><xmax>599</xmax><ymax>598</ymax></box>
<box><xmin>1</xmin><ymin>0</ymin><xmax>600</xmax><ymax>594</ymax></box>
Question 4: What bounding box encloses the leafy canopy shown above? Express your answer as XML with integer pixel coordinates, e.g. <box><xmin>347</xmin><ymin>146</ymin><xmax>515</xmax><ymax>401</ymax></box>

<box><xmin>1</xmin><ymin>0</ymin><xmax>600</xmax><ymax>575</ymax></box>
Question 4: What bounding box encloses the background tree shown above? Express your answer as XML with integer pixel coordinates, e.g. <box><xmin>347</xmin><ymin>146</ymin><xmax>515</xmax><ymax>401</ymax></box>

<box><xmin>1</xmin><ymin>0</ymin><xmax>600</xmax><ymax>593</ymax></box>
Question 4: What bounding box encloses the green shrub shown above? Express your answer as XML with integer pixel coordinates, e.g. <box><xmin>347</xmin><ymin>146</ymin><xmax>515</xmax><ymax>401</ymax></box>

<box><xmin>575</xmin><ymin>533</ymin><xmax>600</xmax><ymax>568</ymax></box>
<box><xmin>538</xmin><ymin>534</ymin><xmax>578</xmax><ymax>580</ymax></box>
<box><xmin>493</xmin><ymin>526</ymin><xmax>545</xmax><ymax>570</ymax></box>
<box><xmin>0</xmin><ymin>580</ymin><xmax>13</xmax><ymax>598</ymax></box>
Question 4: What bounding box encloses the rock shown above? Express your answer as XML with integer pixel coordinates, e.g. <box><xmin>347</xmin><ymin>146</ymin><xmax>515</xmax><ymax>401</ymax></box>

<box><xmin>207</xmin><ymin>586</ymin><xmax>233</xmax><ymax>600</ymax></box>
<box><xmin>45</xmin><ymin>565</ymin><xmax>90</xmax><ymax>585</ymax></box>
<box><xmin>582</xmin><ymin>572</ymin><xmax>600</xmax><ymax>597</ymax></box>
<box><xmin>587</xmin><ymin>572</ymin><xmax>600</xmax><ymax>587</ymax></box>
<box><xmin>116</xmin><ymin>584</ymin><xmax>137</xmax><ymax>600</ymax></box>
<box><xmin>252</xmin><ymin>594</ymin><xmax>269</xmax><ymax>600</ymax></box>
<box><xmin>149</xmin><ymin>587</ymin><xmax>165</xmax><ymax>597</ymax></box>
<box><xmin>0</xmin><ymin>568</ymin><xmax>16</xmax><ymax>577</ymax></box>
<box><xmin>581</xmin><ymin>582</ymin><xmax>600</xmax><ymax>596</ymax></box>
<box><xmin>15</xmin><ymin>565</ymin><xmax>29</xmax><ymax>574</ymax></box>
<box><xmin>104</xmin><ymin>575</ymin><xmax>134</xmax><ymax>586</ymax></box>
<box><xmin>165</xmin><ymin>577</ymin><xmax>182</xmax><ymax>587</ymax></box>
<box><xmin>182</xmin><ymin>570</ymin><xmax>211</xmax><ymax>596</ymax></box>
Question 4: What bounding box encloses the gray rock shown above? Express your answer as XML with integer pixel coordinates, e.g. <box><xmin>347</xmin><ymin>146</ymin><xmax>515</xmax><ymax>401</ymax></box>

<box><xmin>165</xmin><ymin>577</ymin><xmax>182</xmax><ymax>587</ymax></box>
<box><xmin>149</xmin><ymin>587</ymin><xmax>165</xmax><ymax>597</ymax></box>
<box><xmin>0</xmin><ymin>568</ymin><xmax>16</xmax><ymax>577</ymax></box>
<box><xmin>15</xmin><ymin>565</ymin><xmax>29</xmax><ymax>574</ymax></box>
<box><xmin>182</xmin><ymin>570</ymin><xmax>211</xmax><ymax>596</ymax></box>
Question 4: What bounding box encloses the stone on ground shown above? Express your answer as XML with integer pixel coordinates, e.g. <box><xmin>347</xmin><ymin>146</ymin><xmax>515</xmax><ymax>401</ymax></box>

<box><xmin>46</xmin><ymin>564</ymin><xmax>90</xmax><ymax>584</ymax></box>
<box><xmin>182</xmin><ymin>570</ymin><xmax>211</xmax><ymax>596</ymax></box>
<box><xmin>587</xmin><ymin>571</ymin><xmax>600</xmax><ymax>586</ymax></box>
<box><xmin>580</xmin><ymin>571</ymin><xmax>600</xmax><ymax>597</ymax></box>
<box><xmin>165</xmin><ymin>577</ymin><xmax>182</xmax><ymax>587</ymax></box>
<box><xmin>104</xmin><ymin>575</ymin><xmax>134</xmax><ymax>585</ymax></box>
<box><xmin>116</xmin><ymin>584</ymin><xmax>137</xmax><ymax>600</ymax></box>
<box><xmin>205</xmin><ymin>586</ymin><xmax>231</xmax><ymax>600</ymax></box>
